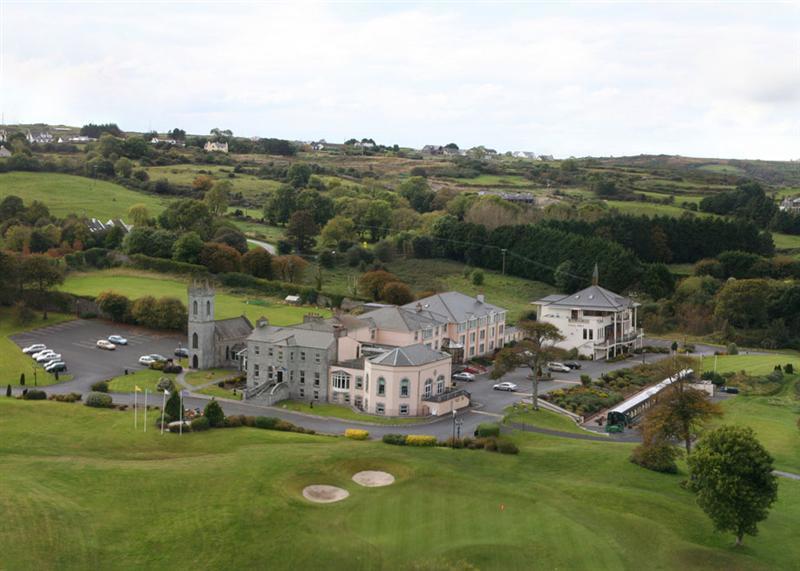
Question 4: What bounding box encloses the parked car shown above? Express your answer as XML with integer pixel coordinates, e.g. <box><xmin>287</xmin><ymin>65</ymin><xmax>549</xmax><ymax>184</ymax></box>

<box><xmin>724</xmin><ymin>387</ymin><xmax>740</xmax><ymax>394</ymax></box>
<box><xmin>149</xmin><ymin>354</ymin><xmax>168</xmax><ymax>362</ymax></box>
<box><xmin>35</xmin><ymin>352</ymin><xmax>61</xmax><ymax>363</ymax></box>
<box><xmin>452</xmin><ymin>372</ymin><xmax>476</xmax><ymax>382</ymax></box>
<box><xmin>22</xmin><ymin>343</ymin><xmax>47</xmax><ymax>354</ymax></box>
<box><xmin>42</xmin><ymin>358</ymin><xmax>63</xmax><ymax>368</ymax></box>
<box><xmin>31</xmin><ymin>349</ymin><xmax>56</xmax><ymax>360</ymax></box>
<box><xmin>493</xmin><ymin>382</ymin><xmax>518</xmax><ymax>391</ymax></box>
<box><xmin>138</xmin><ymin>355</ymin><xmax>156</xmax><ymax>365</ymax></box>
<box><xmin>564</xmin><ymin>361</ymin><xmax>582</xmax><ymax>370</ymax></box>
<box><xmin>174</xmin><ymin>347</ymin><xmax>189</xmax><ymax>358</ymax></box>
<box><xmin>547</xmin><ymin>362</ymin><xmax>572</xmax><ymax>373</ymax></box>
<box><xmin>44</xmin><ymin>361</ymin><xmax>67</xmax><ymax>373</ymax></box>
<box><xmin>96</xmin><ymin>339</ymin><xmax>116</xmax><ymax>350</ymax></box>
<box><xmin>108</xmin><ymin>335</ymin><xmax>128</xmax><ymax>345</ymax></box>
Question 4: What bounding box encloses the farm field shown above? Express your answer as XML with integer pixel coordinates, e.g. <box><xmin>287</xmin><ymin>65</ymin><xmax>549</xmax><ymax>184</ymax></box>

<box><xmin>145</xmin><ymin>165</ymin><xmax>283</xmax><ymax>203</ymax></box>
<box><xmin>58</xmin><ymin>269</ymin><xmax>330</xmax><ymax>325</ymax></box>
<box><xmin>1</xmin><ymin>398</ymin><xmax>798</xmax><ymax>570</ymax></box>
<box><xmin>773</xmin><ymin>232</ymin><xmax>800</xmax><ymax>251</ymax></box>
<box><xmin>0</xmin><ymin>308</ymin><xmax>74</xmax><ymax>386</ymax></box>
<box><xmin>229</xmin><ymin>217</ymin><xmax>286</xmax><ymax>243</ymax></box>
<box><xmin>440</xmin><ymin>174</ymin><xmax>534</xmax><ymax>187</ymax></box>
<box><xmin>606</xmin><ymin>199</ymin><xmax>703</xmax><ymax>218</ymax></box>
<box><xmin>0</xmin><ymin>172</ymin><xmax>169</xmax><ymax>219</ymax></box>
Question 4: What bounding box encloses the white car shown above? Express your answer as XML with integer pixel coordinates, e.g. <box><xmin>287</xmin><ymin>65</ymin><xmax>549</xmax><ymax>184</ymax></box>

<box><xmin>108</xmin><ymin>335</ymin><xmax>128</xmax><ymax>345</ymax></box>
<box><xmin>22</xmin><ymin>343</ymin><xmax>47</xmax><ymax>354</ymax></box>
<box><xmin>44</xmin><ymin>361</ymin><xmax>67</xmax><ymax>373</ymax></box>
<box><xmin>493</xmin><ymin>382</ymin><xmax>518</xmax><ymax>392</ymax></box>
<box><xmin>35</xmin><ymin>352</ymin><xmax>61</xmax><ymax>363</ymax></box>
<box><xmin>96</xmin><ymin>339</ymin><xmax>116</xmax><ymax>350</ymax></box>
<box><xmin>547</xmin><ymin>362</ymin><xmax>572</xmax><ymax>373</ymax></box>
<box><xmin>32</xmin><ymin>350</ymin><xmax>56</xmax><ymax>360</ymax></box>
<box><xmin>138</xmin><ymin>355</ymin><xmax>156</xmax><ymax>365</ymax></box>
<box><xmin>452</xmin><ymin>372</ymin><xmax>476</xmax><ymax>382</ymax></box>
<box><xmin>149</xmin><ymin>354</ymin><xmax>168</xmax><ymax>362</ymax></box>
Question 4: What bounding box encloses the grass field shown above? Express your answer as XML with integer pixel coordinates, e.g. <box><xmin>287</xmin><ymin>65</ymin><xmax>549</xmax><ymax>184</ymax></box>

<box><xmin>606</xmin><ymin>199</ymin><xmax>701</xmax><ymax>218</ymax></box>
<box><xmin>145</xmin><ymin>165</ymin><xmax>283</xmax><ymax>204</ymax></box>
<box><xmin>503</xmin><ymin>405</ymin><xmax>588</xmax><ymax>435</ymax></box>
<box><xmin>773</xmin><ymin>232</ymin><xmax>800</xmax><ymax>251</ymax></box>
<box><xmin>229</xmin><ymin>217</ymin><xmax>286</xmax><ymax>243</ymax></box>
<box><xmin>197</xmin><ymin>385</ymin><xmax>243</xmax><ymax>400</ymax></box>
<box><xmin>0</xmin><ymin>172</ymin><xmax>169</xmax><ymax>219</ymax></box>
<box><xmin>1</xmin><ymin>398</ymin><xmax>798</xmax><ymax>569</ymax></box>
<box><xmin>0</xmin><ymin>309</ymin><xmax>74</xmax><ymax>386</ymax></box>
<box><xmin>701</xmin><ymin>354</ymin><xmax>800</xmax><ymax>376</ymax></box>
<box><xmin>443</xmin><ymin>174</ymin><xmax>533</xmax><ymax>187</ymax></box>
<box><xmin>184</xmin><ymin>368</ymin><xmax>236</xmax><ymax>387</ymax></box>
<box><xmin>276</xmin><ymin>400</ymin><xmax>429</xmax><ymax>425</ymax></box>
<box><xmin>58</xmin><ymin>269</ymin><xmax>330</xmax><ymax>325</ymax></box>
<box><xmin>107</xmin><ymin>369</ymin><xmax>178</xmax><ymax>393</ymax></box>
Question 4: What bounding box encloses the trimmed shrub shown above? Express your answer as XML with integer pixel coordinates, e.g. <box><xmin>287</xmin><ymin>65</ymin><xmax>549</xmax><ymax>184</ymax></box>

<box><xmin>483</xmin><ymin>438</ymin><xmax>498</xmax><ymax>452</ymax></box>
<box><xmin>225</xmin><ymin>415</ymin><xmax>243</xmax><ymax>428</ymax></box>
<box><xmin>274</xmin><ymin>420</ymin><xmax>296</xmax><ymax>432</ymax></box>
<box><xmin>48</xmin><ymin>392</ymin><xmax>81</xmax><ymax>403</ymax></box>
<box><xmin>786</xmin><ymin>363</ymin><xmax>795</xmax><ymax>374</ymax></box>
<box><xmin>203</xmin><ymin>399</ymin><xmax>225</xmax><ymax>427</ymax></box>
<box><xmin>156</xmin><ymin>377</ymin><xmax>176</xmax><ymax>393</ymax></box>
<box><xmin>727</xmin><ymin>342</ymin><xmax>739</xmax><ymax>355</ymax></box>
<box><xmin>345</xmin><ymin>428</ymin><xmax>370</xmax><ymax>440</ymax></box>
<box><xmin>90</xmin><ymin>380</ymin><xmax>109</xmax><ymax>393</ymax></box>
<box><xmin>630</xmin><ymin>442</ymin><xmax>679</xmax><ymax>474</ymax></box>
<box><xmin>22</xmin><ymin>389</ymin><xmax>47</xmax><ymax>400</ymax></box>
<box><xmin>163</xmin><ymin>363</ymin><xmax>183</xmax><ymax>374</ymax></box>
<box><xmin>580</xmin><ymin>374</ymin><xmax>592</xmax><ymax>387</ymax></box>
<box><xmin>467</xmin><ymin>438</ymin><xmax>487</xmax><ymax>450</ymax></box>
<box><xmin>190</xmin><ymin>416</ymin><xmax>210</xmax><ymax>431</ymax></box>
<box><xmin>255</xmin><ymin>416</ymin><xmax>279</xmax><ymax>430</ymax></box>
<box><xmin>84</xmin><ymin>391</ymin><xmax>113</xmax><ymax>408</ymax></box>
<box><xmin>405</xmin><ymin>434</ymin><xmax>437</xmax><ymax>447</ymax></box>
<box><xmin>475</xmin><ymin>423</ymin><xmax>500</xmax><ymax>438</ymax></box>
<box><xmin>242</xmin><ymin>415</ymin><xmax>256</xmax><ymax>427</ymax></box>
<box><xmin>496</xmin><ymin>438</ymin><xmax>520</xmax><ymax>455</ymax></box>
<box><xmin>382</xmin><ymin>433</ymin><xmax>407</xmax><ymax>446</ymax></box>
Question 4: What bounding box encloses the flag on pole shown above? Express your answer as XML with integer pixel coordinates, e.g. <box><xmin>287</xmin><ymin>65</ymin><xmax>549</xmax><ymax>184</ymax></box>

<box><xmin>143</xmin><ymin>389</ymin><xmax>148</xmax><ymax>433</ymax></box>
<box><xmin>134</xmin><ymin>386</ymin><xmax>142</xmax><ymax>392</ymax></box>
<box><xmin>134</xmin><ymin>387</ymin><xmax>138</xmax><ymax>430</ymax></box>
<box><xmin>160</xmin><ymin>389</ymin><xmax>169</xmax><ymax>436</ymax></box>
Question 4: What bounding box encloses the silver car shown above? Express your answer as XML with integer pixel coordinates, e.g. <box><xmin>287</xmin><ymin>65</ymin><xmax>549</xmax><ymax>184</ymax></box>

<box><xmin>492</xmin><ymin>382</ymin><xmax>518</xmax><ymax>392</ymax></box>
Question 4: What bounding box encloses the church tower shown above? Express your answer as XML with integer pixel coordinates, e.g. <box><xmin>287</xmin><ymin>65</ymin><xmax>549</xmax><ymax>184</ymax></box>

<box><xmin>188</xmin><ymin>279</ymin><xmax>216</xmax><ymax>369</ymax></box>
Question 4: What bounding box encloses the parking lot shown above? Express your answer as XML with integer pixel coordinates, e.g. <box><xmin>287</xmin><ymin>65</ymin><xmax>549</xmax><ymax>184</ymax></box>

<box><xmin>12</xmin><ymin>319</ymin><xmax>185</xmax><ymax>393</ymax></box>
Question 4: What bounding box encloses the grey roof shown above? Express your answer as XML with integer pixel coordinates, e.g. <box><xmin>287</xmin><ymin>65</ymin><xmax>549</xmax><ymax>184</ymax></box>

<box><xmin>402</xmin><ymin>292</ymin><xmax>505</xmax><ymax>323</ymax></box>
<box><xmin>215</xmin><ymin>316</ymin><xmax>253</xmax><ymax>340</ymax></box>
<box><xmin>369</xmin><ymin>343</ymin><xmax>451</xmax><ymax>367</ymax></box>
<box><xmin>536</xmin><ymin>285</ymin><xmax>636</xmax><ymax>311</ymax></box>
<box><xmin>248</xmin><ymin>323</ymin><xmax>335</xmax><ymax>350</ymax></box>
<box><xmin>360</xmin><ymin>306</ymin><xmax>447</xmax><ymax>332</ymax></box>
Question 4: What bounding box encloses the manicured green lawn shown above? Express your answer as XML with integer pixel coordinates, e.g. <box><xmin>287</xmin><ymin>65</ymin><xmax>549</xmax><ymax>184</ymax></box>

<box><xmin>702</xmin><ymin>354</ymin><xmax>800</xmax><ymax>376</ymax></box>
<box><xmin>197</xmin><ymin>386</ymin><xmax>243</xmax><ymax>401</ymax></box>
<box><xmin>0</xmin><ymin>309</ymin><xmax>74</xmax><ymax>386</ymax></box>
<box><xmin>0</xmin><ymin>172</ymin><xmax>169</xmax><ymax>219</ymax></box>
<box><xmin>59</xmin><ymin>269</ymin><xmax>330</xmax><ymax>326</ymax></box>
<box><xmin>276</xmin><ymin>400</ymin><xmax>428</xmax><ymax>425</ymax></box>
<box><xmin>606</xmin><ymin>199</ymin><xmax>712</xmax><ymax>218</ymax></box>
<box><xmin>107</xmin><ymin>369</ymin><xmax>178</xmax><ymax>393</ymax></box>
<box><xmin>184</xmin><ymin>368</ymin><xmax>236</xmax><ymax>387</ymax></box>
<box><xmin>1</xmin><ymin>399</ymin><xmax>798</xmax><ymax>569</ymax></box>
<box><xmin>773</xmin><ymin>232</ymin><xmax>800</xmax><ymax>251</ymax></box>
<box><xmin>503</xmin><ymin>405</ymin><xmax>589</xmax><ymax>435</ymax></box>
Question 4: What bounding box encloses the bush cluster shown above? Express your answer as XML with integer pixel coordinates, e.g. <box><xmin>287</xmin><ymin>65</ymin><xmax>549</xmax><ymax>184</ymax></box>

<box><xmin>475</xmin><ymin>423</ymin><xmax>500</xmax><ymax>438</ymax></box>
<box><xmin>630</xmin><ymin>442</ymin><xmax>679</xmax><ymax>473</ymax></box>
<box><xmin>252</xmin><ymin>416</ymin><xmax>314</xmax><ymax>434</ymax></box>
<box><xmin>90</xmin><ymin>380</ymin><xmax>109</xmax><ymax>393</ymax></box>
<box><xmin>345</xmin><ymin>429</ymin><xmax>370</xmax><ymax>440</ymax></box>
<box><xmin>84</xmin><ymin>391</ymin><xmax>113</xmax><ymax>408</ymax></box>
<box><xmin>405</xmin><ymin>435</ymin><xmax>437</xmax><ymax>447</ymax></box>
<box><xmin>190</xmin><ymin>416</ymin><xmax>210</xmax><ymax>431</ymax></box>
<box><xmin>48</xmin><ymin>392</ymin><xmax>81</xmax><ymax>403</ymax></box>
<box><xmin>22</xmin><ymin>389</ymin><xmax>47</xmax><ymax>400</ymax></box>
<box><xmin>382</xmin><ymin>434</ymin><xmax>407</xmax><ymax>445</ymax></box>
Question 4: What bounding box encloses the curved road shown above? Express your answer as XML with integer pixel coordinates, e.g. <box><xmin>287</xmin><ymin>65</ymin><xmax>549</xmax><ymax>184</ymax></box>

<box><xmin>246</xmin><ymin>238</ymin><xmax>276</xmax><ymax>254</ymax></box>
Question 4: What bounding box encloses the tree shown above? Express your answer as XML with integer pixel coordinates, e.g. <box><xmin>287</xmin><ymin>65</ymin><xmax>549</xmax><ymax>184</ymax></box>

<box><xmin>287</xmin><ymin>163</ymin><xmax>312</xmax><ymax>188</ymax></box>
<box><xmin>204</xmin><ymin>399</ymin><xmax>225</xmax><ymax>427</ymax></box>
<box><xmin>0</xmin><ymin>195</ymin><xmax>25</xmax><ymax>221</ymax></box>
<box><xmin>158</xmin><ymin>199</ymin><xmax>213</xmax><ymax>238</ymax></box>
<box><xmin>688</xmin><ymin>426</ymin><xmax>778</xmax><ymax>546</ymax></box>
<box><xmin>642</xmin><ymin>382</ymin><xmax>722</xmax><ymax>454</ymax></box>
<box><xmin>204</xmin><ymin>180</ymin><xmax>232</xmax><ymax>217</ymax></box>
<box><xmin>263</xmin><ymin>185</ymin><xmax>297</xmax><ymax>225</ymax></box>
<box><xmin>554</xmin><ymin>260</ymin><xmax>584</xmax><ymax>293</ymax></box>
<box><xmin>272</xmin><ymin>255</ymin><xmax>308</xmax><ymax>283</ymax></box>
<box><xmin>114</xmin><ymin>157</ymin><xmax>133</xmax><ymax>178</ymax></box>
<box><xmin>362</xmin><ymin>200</ymin><xmax>392</xmax><ymax>241</ymax></box>
<box><xmin>296</xmin><ymin>189</ymin><xmax>334</xmax><ymax>226</ymax></box>
<box><xmin>130</xmin><ymin>296</ymin><xmax>159</xmax><ymax>327</ymax></box>
<box><xmin>320</xmin><ymin>216</ymin><xmax>357</xmax><ymax>248</ymax></box>
<box><xmin>199</xmin><ymin>242</ymin><xmax>242</xmax><ymax>273</ymax></box>
<box><xmin>96</xmin><ymin>291</ymin><xmax>132</xmax><ymax>322</ymax></box>
<box><xmin>359</xmin><ymin>270</ymin><xmax>401</xmax><ymax>301</ymax></box>
<box><xmin>381</xmin><ymin>281</ymin><xmax>414</xmax><ymax>305</ymax></box>
<box><xmin>172</xmin><ymin>231</ymin><xmax>204</xmax><ymax>264</ymax></box>
<box><xmin>154</xmin><ymin>298</ymin><xmax>187</xmax><ymax>330</ymax></box>
<box><xmin>286</xmin><ymin>210</ymin><xmax>319</xmax><ymax>253</ymax></box>
<box><xmin>192</xmin><ymin>175</ymin><xmax>214</xmax><ymax>193</ymax></box>
<box><xmin>21</xmin><ymin>254</ymin><xmax>64</xmax><ymax>319</ymax></box>
<box><xmin>398</xmin><ymin>176</ymin><xmax>436</xmax><ymax>213</ymax></box>
<box><xmin>490</xmin><ymin>321</ymin><xmax>564</xmax><ymax>410</ymax></box>
<box><xmin>714</xmin><ymin>279</ymin><xmax>771</xmax><ymax>329</ymax></box>
<box><xmin>128</xmin><ymin>203</ymin><xmax>151</xmax><ymax>227</ymax></box>
<box><xmin>640</xmin><ymin>263</ymin><xmax>676</xmax><ymax>300</ymax></box>
<box><xmin>164</xmin><ymin>389</ymin><xmax>182</xmax><ymax>421</ymax></box>
<box><xmin>241</xmin><ymin>248</ymin><xmax>274</xmax><ymax>279</ymax></box>
<box><xmin>373</xmin><ymin>240</ymin><xmax>394</xmax><ymax>263</ymax></box>
<box><xmin>471</xmin><ymin>270</ymin><xmax>484</xmax><ymax>286</ymax></box>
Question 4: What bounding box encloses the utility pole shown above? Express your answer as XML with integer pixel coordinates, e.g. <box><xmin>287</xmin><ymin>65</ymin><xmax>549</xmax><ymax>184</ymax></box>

<box><xmin>501</xmin><ymin>249</ymin><xmax>507</xmax><ymax>275</ymax></box>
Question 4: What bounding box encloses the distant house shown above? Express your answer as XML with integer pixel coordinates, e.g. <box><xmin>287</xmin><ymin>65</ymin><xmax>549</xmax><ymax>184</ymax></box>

<box><xmin>538</xmin><ymin>154</ymin><xmax>554</xmax><ymax>161</ymax></box>
<box><xmin>68</xmin><ymin>136</ymin><xmax>96</xmax><ymax>143</ymax></box>
<box><xmin>477</xmin><ymin>190</ymin><xmax>535</xmax><ymax>204</ymax></box>
<box><xmin>284</xmin><ymin>295</ymin><xmax>302</xmax><ymax>305</ymax></box>
<box><xmin>151</xmin><ymin>137</ymin><xmax>181</xmax><ymax>146</ymax></box>
<box><xmin>0</xmin><ymin>145</ymin><xmax>11</xmax><ymax>158</ymax></box>
<box><xmin>780</xmin><ymin>196</ymin><xmax>800</xmax><ymax>213</ymax></box>
<box><xmin>512</xmin><ymin>151</ymin><xmax>538</xmax><ymax>159</ymax></box>
<box><xmin>422</xmin><ymin>144</ymin><xmax>443</xmax><ymax>155</ymax></box>
<box><xmin>0</xmin><ymin>129</ymin><xmax>7</xmax><ymax>143</ymax></box>
<box><xmin>87</xmin><ymin>218</ymin><xmax>132</xmax><ymax>234</ymax></box>
<box><xmin>354</xmin><ymin>140</ymin><xmax>375</xmax><ymax>148</ymax></box>
<box><xmin>311</xmin><ymin>141</ymin><xmax>326</xmax><ymax>151</ymax></box>
<box><xmin>204</xmin><ymin>141</ymin><xmax>229</xmax><ymax>153</ymax></box>
<box><xmin>26</xmin><ymin>130</ymin><xmax>53</xmax><ymax>144</ymax></box>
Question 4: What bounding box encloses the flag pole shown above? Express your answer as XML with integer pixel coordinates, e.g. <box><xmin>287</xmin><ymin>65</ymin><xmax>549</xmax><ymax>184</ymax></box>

<box><xmin>160</xmin><ymin>390</ymin><xmax>167</xmax><ymax>435</ymax></box>
<box><xmin>134</xmin><ymin>389</ymin><xmax>138</xmax><ymax>430</ymax></box>
<box><xmin>179</xmin><ymin>392</ymin><xmax>183</xmax><ymax>436</ymax></box>
<box><xmin>144</xmin><ymin>389</ymin><xmax>148</xmax><ymax>433</ymax></box>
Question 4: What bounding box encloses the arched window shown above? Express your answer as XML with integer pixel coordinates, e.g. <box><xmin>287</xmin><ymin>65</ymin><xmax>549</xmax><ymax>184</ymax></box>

<box><xmin>424</xmin><ymin>378</ymin><xmax>433</xmax><ymax>398</ymax></box>
<box><xmin>400</xmin><ymin>378</ymin><xmax>410</xmax><ymax>398</ymax></box>
<box><xmin>377</xmin><ymin>377</ymin><xmax>386</xmax><ymax>396</ymax></box>
<box><xmin>332</xmin><ymin>371</ymin><xmax>351</xmax><ymax>390</ymax></box>
<box><xmin>436</xmin><ymin>375</ymin><xmax>445</xmax><ymax>395</ymax></box>
<box><xmin>193</xmin><ymin>300</ymin><xmax>198</xmax><ymax>315</ymax></box>
<box><xmin>192</xmin><ymin>332</ymin><xmax>198</xmax><ymax>349</ymax></box>
<box><xmin>225</xmin><ymin>346</ymin><xmax>230</xmax><ymax>360</ymax></box>
<box><xmin>206</xmin><ymin>300</ymin><xmax>211</xmax><ymax>316</ymax></box>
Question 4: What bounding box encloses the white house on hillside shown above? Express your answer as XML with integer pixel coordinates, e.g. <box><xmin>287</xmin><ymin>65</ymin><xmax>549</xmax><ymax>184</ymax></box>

<box><xmin>533</xmin><ymin>268</ymin><xmax>643</xmax><ymax>360</ymax></box>
<box><xmin>204</xmin><ymin>141</ymin><xmax>229</xmax><ymax>153</ymax></box>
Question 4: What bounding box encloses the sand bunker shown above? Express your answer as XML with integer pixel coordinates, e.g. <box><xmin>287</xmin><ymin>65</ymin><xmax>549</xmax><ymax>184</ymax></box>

<box><xmin>302</xmin><ymin>485</ymin><xmax>350</xmax><ymax>503</ymax></box>
<box><xmin>352</xmin><ymin>470</ymin><xmax>396</xmax><ymax>487</ymax></box>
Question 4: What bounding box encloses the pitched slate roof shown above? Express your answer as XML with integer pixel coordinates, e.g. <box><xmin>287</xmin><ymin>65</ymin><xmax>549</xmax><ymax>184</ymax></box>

<box><xmin>248</xmin><ymin>323</ymin><xmax>335</xmax><ymax>349</ymax></box>
<box><xmin>369</xmin><ymin>343</ymin><xmax>451</xmax><ymax>367</ymax></box>
<box><xmin>214</xmin><ymin>316</ymin><xmax>253</xmax><ymax>340</ymax></box>
<box><xmin>360</xmin><ymin>306</ymin><xmax>447</xmax><ymax>332</ymax></box>
<box><xmin>536</xmin><ymin>285</ymin><xmax>636</xmax><ymax>311</ymax></box>
<box><xmin>402</xmin><ymin>291</ymin><xmax>505</xmax><ymax>322</ymax></box>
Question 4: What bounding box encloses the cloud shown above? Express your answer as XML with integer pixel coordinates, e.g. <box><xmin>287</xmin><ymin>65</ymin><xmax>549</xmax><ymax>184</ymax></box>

<box><xmin>1</xmin><ymin>2</ymin><xmax>798</xmax><ymax>159</ymax></box>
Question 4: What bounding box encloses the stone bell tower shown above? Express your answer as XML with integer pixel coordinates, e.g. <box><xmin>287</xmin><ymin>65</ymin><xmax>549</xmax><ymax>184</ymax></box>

<box><xmin>187</xmin><ymin>279</ymin><xmax>216</xmax><ymax>369</ymax></box>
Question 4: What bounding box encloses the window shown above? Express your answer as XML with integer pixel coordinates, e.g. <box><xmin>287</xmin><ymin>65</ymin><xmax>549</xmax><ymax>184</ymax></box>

<box><xmin>370</xmin><ymin>329</ymin><xmax>376</xmax><ymax>340</ymax></box>
<box><xmin>424</xmin><ymin>378</ymin><xmax>433</xmax><ymax>398</ymax></box>
<box><xmin>469</xmin><ymin>347</ymin><xmax>475</xmax><ymax>356</ymax></box>
<box><xmin>414</xmin><ymin>331</ymin><xmax>419</xmax><ymax>341</ymax></box>
<box><xmin>290</xmin><ymin>370</ymin><xmax>294</xmax><ymax>381</ymax></box>
<box><xmin>254</xmin><ymin>364</ymin><xmax>260</xmax><ymax>377</ymax></box>
<box><xmin>470</xmin><ymin>332</ymin><xmax>476</xmax><ymax>343</ymax></box>
<box><xmin>376</xmin><ymin>403</ymin><xmax>385</xmax><ymax>415</ymax></box>
<box><xmin>480</xmin><ymin>330</ymin><xmax>485</xmax><ymax>340</ymax></box>
<box><xmin>290</xmin><ymin>352</ymin><xmax>294</xmax><ymax>361</ymax></box>
<box><xmin>193</xmin><ymin>300</ymin><xmax>198</xmax><ymax>315</ymax></box>
<box><xmin>479</xmin><ymin>316</ymin><xmax>487</xmax><ymax>326</ymax></box>
<box><xmin>499</xmin><ymin>324</ymin><xmax>504</xmax><ymax>335</ymax></box>
<box><xmin>436</xmin><ymin>375</ymin><xmax>445</xmax><ymax>395</ymax></box>
<box><xmin>315</xmin><ymin>353</ymin><xmax>321</xmax><ymax>363</ymax></box>
<box><xmin>423</xmin><ymin>327</ymin><xmax>433</xmax><ymax>339</ymax></box>
<box><xmin>278</xmin><ymin>350</ymin><xmax>283</xmax><ymax>361</ymax></box>
<box><xmin>299</xmin><ymin>388</ymin><xmax>304</xmax><ymax>398</ymax></box>
<box><xmin>192</xmin><ymin>332</ymin><xmax>198</xmax><ymax>349</ymax></box>
<box><xmin>479</xmin><ymin>343</ymin><xmax>484</xmax><ymax>354</ymax></box>
<box><xmin>489</xmin><ymin>341</ymin><xmax>494</xmax><ymax>350</ymax></box>
<box><xmin>377</xmin><ymin>378</ymin><xmax>386</xmax><ymax>396</ymax></box>
<box><xmin>300</xmin><ymin>351</ymin><xmax>306</xmax><ymax>361</ymax></box>
<box><xmin>457</xmin><ymin>322</ymin><xmax>467</xmax><ymax>333</ymax></box>
<box><xmin>206</xmin><ymin>300</ymin><xmax>211</xmax><ymax>316</ymax></box>
<box><xmin>356</xmin><ymin>376</ymin><xmax>363</xmax><ymax>389</ymax></box>
<box><xmin>400</xmin><ymin>378</ymin><xmax>410</xmax><ymax>398</ymax></box>
<box><xmin>459</xmin><ymin>335</ymin><xmax>465</xmax><ymax>345</ymax></box>
<box><xmin>300</xmin><ymin>370</ymin><xmax>305</xmax><ymax>384</ymax></box>
<box><xmin>332</xmin><ymin>371</ymin><xmax>351</xmax><ymax>390</ymax></box>
<box><xmin>313</xmin><ymin>390</ymin><xmax>319</xmax><ymax>400</ymax></box>
<box><xmin>469</xmin><ymin>318</ymin><xmax>477</xmax><ymax>328</ymax></box>
<box><xmin>268</xmin><ymin>348</ymin><xmax>274</xmax><ymax>357</ymax></box>
<box><xmin>583</xmin><ymin>329</ymin><xmax>594</xmax><ymax>340</ymax></box>
<box><xmin>344</xmin><ymin>393</ymin><xmax>350</xmax><ymax>403</ymax></box>
<box><xmin>254</xmin><ymin>345</ymin><xmax>260</xmax><ymax>355</ymax></box>
<box><xmin>314</xmin><ymin>372</ymin><xmax>320</xmax><ymax>387</ymax></box>
<box><xmin>225</xmin><ymin>346</ymin><xmax>230</xmax><ymax>360</ymax></box>
<box><xmin>399</xmin><ymin>404</ymin><xmax>409</xmax><ymax>416</ymax></box>
<box><xmin>267</xmin><ymin>366</ymin><xmax>274</xmax><ymax>380</ymax></box>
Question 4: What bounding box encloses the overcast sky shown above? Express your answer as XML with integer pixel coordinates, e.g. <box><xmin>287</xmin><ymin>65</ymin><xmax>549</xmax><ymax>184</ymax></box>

<box><xmin>2</xmin><ymin>2</ymin><xmax>798</xmax><ymax>159</ymax></box>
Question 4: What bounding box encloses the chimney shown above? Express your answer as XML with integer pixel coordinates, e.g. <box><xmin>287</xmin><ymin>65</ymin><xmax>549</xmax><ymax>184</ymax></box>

<box><xmin>415</xmin><ymin>302</ymin><xmax>422</xmax><ymax>313</ymax></box>
<box><xmin>477</xmin><ymin>294</ymin><xmax>485</xmax><ymax>304</ymax></box>
<box><xmin>256</xmin><ymin>317</ymin><xmax>269</xmax><ymax>328</ymax></box>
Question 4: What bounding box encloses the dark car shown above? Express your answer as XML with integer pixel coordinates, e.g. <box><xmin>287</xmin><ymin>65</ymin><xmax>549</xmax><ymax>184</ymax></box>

<box><xmin>174</xmin><ymin>348</ymin><xmax>189</xmax><ymax>358</ymax></box>
<box><xmin>564</xmin><ymin>361</ymin><xmax>582</xmax><ymax>370</ymax></box>
<box><xmin>724</xmin><ymin>386</ymin><xmax>740</xmax><ymax>394</ymax></box>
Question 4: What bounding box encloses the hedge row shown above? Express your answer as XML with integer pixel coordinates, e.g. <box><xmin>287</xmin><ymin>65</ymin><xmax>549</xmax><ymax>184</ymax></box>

<box><xmin>382</xmin><ymin>433</ymin><xmax>519</xmax><ymax>454</ymax></box>
<box><xmin>128</xmin><ymin>253</ymin><xmax>207</xmax><ymax>276</ymax></box>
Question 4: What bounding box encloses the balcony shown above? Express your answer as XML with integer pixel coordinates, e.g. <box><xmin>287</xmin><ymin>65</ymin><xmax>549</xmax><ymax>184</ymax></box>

<box><xmin>423</xmin><ymin>388</ymin><xmax>470</xmax><ymax>403</ymax></box>
<box><xmin>595</xmin><ymin>328</ymin><xmax>643</xmax><ymax>349</ymax></box>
